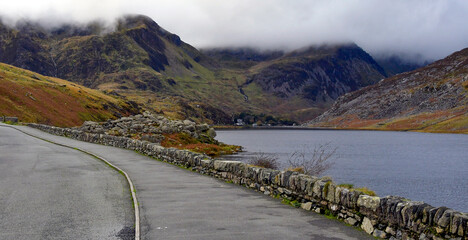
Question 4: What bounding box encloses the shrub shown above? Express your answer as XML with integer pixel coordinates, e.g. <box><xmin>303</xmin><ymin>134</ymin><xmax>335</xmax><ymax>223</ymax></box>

<box><xmin>287</xmin><ymin>142</ymin><xmax>337</xmax><ymax>176</ymax></box>
<box><xmin>248</xmin><ymin>152</ymin><xmax>279</xmax><ymax>169</ymax></box>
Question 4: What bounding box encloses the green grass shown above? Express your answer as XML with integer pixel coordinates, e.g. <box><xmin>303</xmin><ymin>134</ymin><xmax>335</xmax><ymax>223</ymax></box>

<box><xmin>338</xmin><ymin>183</ymin><xmax>354</xmax><ymax>189</ymax></box>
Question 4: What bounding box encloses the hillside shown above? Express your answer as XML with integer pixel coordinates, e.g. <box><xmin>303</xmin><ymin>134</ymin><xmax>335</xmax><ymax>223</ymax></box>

<box><xmin>0</xmin><ymin>15</ymin><xmax>397</xmax><ymax>123</ymax></box>
<box><xmin>308</xmin><ymin>48</ymin><xmax>468</xmax><ymax>133</ymax></box>
<box><xmin>203</xmin><ymin>44</ymin><xmax>389</xmax><ymax>121</ymax></box>
<box><xmin>0</xmin><ymin>63</ymin><xmax>140</xmax><ymax>127</ymax></box>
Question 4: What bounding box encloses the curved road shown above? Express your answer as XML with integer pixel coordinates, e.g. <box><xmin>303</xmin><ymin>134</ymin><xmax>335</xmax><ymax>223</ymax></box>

<box><xmin>0</xmin><ymin>125</ymin><xmax>134</xmax><ymax>240</ymax></box>
<box><xmin>2</xmin><ymin>124</ymin><xmax>373</xmax><ymax>240</ymax></box>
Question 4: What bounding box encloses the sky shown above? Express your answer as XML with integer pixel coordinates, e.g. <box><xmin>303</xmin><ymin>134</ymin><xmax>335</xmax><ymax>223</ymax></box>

<box><xmin>1</xmin><ymin>0</ymin><xmax>467</xmax><ymax>61</ymax></box>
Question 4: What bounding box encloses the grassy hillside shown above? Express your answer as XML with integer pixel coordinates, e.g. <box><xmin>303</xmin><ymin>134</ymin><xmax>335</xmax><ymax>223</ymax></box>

<box><xmin>0</xmin><ymin>63</ymin><xmax>140</xmax><ymax>127</ymax></box>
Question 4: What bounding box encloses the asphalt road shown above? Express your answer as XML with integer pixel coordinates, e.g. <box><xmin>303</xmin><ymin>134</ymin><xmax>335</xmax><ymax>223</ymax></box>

<box><xmin>0</xmin><ymin>125</ymin><xmax>134</xmax><ymax>240</ymax></box>
<box><xmin>4</xmin><ymin>124</ymin><xmax>373</xmax><ymax>240</ymax></box>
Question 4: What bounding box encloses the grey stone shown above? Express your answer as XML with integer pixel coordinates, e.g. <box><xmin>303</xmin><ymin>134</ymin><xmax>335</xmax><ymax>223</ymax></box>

<box><xmin>301</xmin><ymin>202</ymin><xmax>312</xmax><ymax>211</ymax></box>
<box><xmin>361</xmin><ymin>217</ymin><xmax>374</xmax><ymax>234</ymax></box>
<box><xmin>373</xmin><ymin>229</ymin><xmax>387</xmax><ymax>238</ymax></box>
<box><xmin>207</xmin><ymin>128</ymin><xmax>217</xmax><ymax>138</ymax></box>
<box><xmin>358</xmin><ymin>195</ymin><xmax>381</xmax><ymax>211</ymax></box>
<box><xmin>345</xmin><ymin>217</ymin><xmax>358</xmax><ymax>226</ymax></box>
<box><xmin>385</xmin><ymin>226</ymin><xmax>396</xmax><ymax>236</ymax></box>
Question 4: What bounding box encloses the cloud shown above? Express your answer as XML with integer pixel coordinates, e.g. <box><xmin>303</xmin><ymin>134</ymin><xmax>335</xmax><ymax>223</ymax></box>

<box><xmin>1</xmin><ymin>0</ymin><xmax>467</xmax><ymax>61</ymax></box>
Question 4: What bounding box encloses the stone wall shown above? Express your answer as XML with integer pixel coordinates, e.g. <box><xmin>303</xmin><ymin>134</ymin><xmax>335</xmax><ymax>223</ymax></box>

<box><xmin>28</xmin><ymin>123</ymin><xmax>467</xmax><ymax>240</ymax></box>
<box><xmin>1</xmin><ymin>116</ymin><xmax>18</xmax><ymax>123</ymax></box>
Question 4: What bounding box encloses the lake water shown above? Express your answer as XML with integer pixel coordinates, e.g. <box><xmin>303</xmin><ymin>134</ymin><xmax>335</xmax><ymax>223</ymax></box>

<box><xmin>215</xmin><ymin>129</ymin><xmax>468</xmax><ymax>212</ymax></box>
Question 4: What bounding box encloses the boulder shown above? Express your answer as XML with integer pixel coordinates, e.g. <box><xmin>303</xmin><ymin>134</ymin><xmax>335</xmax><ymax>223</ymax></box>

<box><xmin>207</xmin><ymin>128</ymin><xmax>217</xmax><ymax>138</ymax></box>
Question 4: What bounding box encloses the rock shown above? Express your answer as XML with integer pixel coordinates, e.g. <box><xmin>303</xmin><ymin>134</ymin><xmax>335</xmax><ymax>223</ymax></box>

<box><xmin>385</xmin><ymin>226</ymin><xmax>396</xmax><ymax>236</ymax></box>
<box><xmin>345</xmin><ymin>217</ymin><xmax>358</xmax><ymax>226</ymax></box>
<box><xmin>361</xmin><ymin>217</ymin><xmax>375</xmax><ymax>234</ymax></box>
<box><xmin>207</xmin><ymin>128</ymin><xmax>217</xmax><ymax>138</ymax></box>
<box><xmin>301</xmin><ymin>202</ymin><xmax>312</xmax><ymax>211</ymax></box>
<box><xmin>358</xmin><ymin>195</ymin><xmax>381</xmax><ymax>211</ymax></box>
<box><xmin>419</xmin><ymin>233</ymin><xmax>428</xmax><ymax>240</ymax></box>
<box><xmin>373</xmin><ymin>229</ymin><xmax>387</xmax><ymax>238</ymax></box>
<box><xmin>330</xmin><ymin>204</ymin><xmax>339</xmax><ymax>212</ymax></box>
<box><xmin>437</xmin><ymin>209</ymin><xmax>454</xmax><ymax>228</ymax></box>
<box><xmin>197</xmin><ymin>124</ymin><xmax>209</xmax><ymax>132</ymax></box>
<box><xmin>183</xmin><ymin>119</ymin><xmax>194</xmax><ymax>125</ymax></box>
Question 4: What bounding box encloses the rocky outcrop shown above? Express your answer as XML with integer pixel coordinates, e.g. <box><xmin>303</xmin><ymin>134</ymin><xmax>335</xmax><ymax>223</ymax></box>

<box><xmin>29</xmin><ymin>123</ymin><xmax>468</xmax><ymax>240</ymax></box>
<box><xmin>74</xmin><ymin>112</ymin><xmax>216</xmax><ymax>144</ymax></box>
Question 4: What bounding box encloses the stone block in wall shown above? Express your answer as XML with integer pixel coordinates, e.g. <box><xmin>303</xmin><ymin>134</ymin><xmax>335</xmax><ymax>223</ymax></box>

<box><xmin>361</xmin><ymin>217</ymin><xmax>375</xmax><ymax>234</ymax></box>
<box><xmin>214</xmin><ymin>160</ymin><xmax>243</xmax><ymax>173</ymax></box>
<box><xmin>437</xmin><ymin>209</ymin><xmax>455</xmax><ymax>229</ymax></box>
<box><xmin>259</xmin><ymin>168</ymin><xmax>280</xmax><ymax>185</ymax></box>
<box><xmin>450</xmin><ymin>212</ymin><xmax>468</xmax><ymax>236</ymax></box>
<box><xmin>325</xmin><ymin>183</ymin><xmax>336</xmax><ymax>203</ymax></box>
<box><xmin>313</xmin><ymin>180</ymin><xmax>326</xmax><ymax>199</ymax></box>
<box><xmin>301</xmin><ymin>202</ymin><xmax>313</xmax><ymax>211</ymax></box>
<box><xmin>358</xmin><ymin>195</ymin><xmax>381</xmax><ymax>212</ymax></box>
<box><xmin>4</xmin><ymin>117</ymin><xmax>18</xmax><ymax>123</ymax></box>
<box><xmin>345</xmin><ymin>217</ymin><xmax>358</xmax><ymax>226</ymax></box>
<box><xmin>279</xmin><ymin>171</ymin><xmax>298</xmax><ymax>188</ymax></box>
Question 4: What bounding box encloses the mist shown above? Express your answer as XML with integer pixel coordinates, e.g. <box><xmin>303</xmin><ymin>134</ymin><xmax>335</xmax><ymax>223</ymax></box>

<box><xmin>1</xmin><ymin>0</ymin><xmax>467</xmax><ymax>61</ymax></box>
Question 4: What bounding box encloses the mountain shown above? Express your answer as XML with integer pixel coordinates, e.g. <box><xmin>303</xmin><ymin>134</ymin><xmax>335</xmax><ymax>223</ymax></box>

<box><xmin>0</xmin><ymin>15</ymin><xmax>391</xmax><ymax>123</ymax></box>
<box><xmin>201</xmin><ymin>47</ymin><xmax>284</xmax><ymax>69</ymax></box>
<box><xmin>0</xmin><ymin>63</ymin><xmax>140</xmax><ymax>127</ymax></box>
<box><xmin>374</xmin><ymin>55</ymin><xmax>429</xmax><ymax>76</ymax></box>
<box><xmin>308</xmin><ymin>48</ymin><xmax>468</xmax><ymax>133</ymax></box>
<box><xmin>245</xmin><ymin>44</ymin><xmax>386</xmax><ymax>101</ymax></box>
<box><xmin>203</xmin><ymin>44</ymin><xmax>388</xmax><ymax>121</ymax></box>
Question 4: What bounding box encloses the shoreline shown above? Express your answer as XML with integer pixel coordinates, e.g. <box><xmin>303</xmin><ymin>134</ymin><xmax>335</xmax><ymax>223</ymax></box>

<box><xmin>214</xmin><ymin>125</ymin><xmax>468</xmax><ymax>134</ymax></box>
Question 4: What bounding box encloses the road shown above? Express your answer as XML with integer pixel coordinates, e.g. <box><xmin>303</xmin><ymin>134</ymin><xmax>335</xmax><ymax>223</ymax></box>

<box><xmin>0</xmin><ymin>125</ymin><xmax>134</xmax><ymax>240</ymax></box>
<box><xmin>2</xmin><ymin>124</ymin><xmax>373</xmax><ymax>240</ymax></box>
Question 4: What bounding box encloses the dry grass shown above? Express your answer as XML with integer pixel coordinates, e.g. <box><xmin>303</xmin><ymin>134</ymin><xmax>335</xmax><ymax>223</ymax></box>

<box><xmin>160</xmin><ymin>132</ymin><xmax>242</xmax><ymax>157</ymax></box>
<box><xmin>0</xmin><ymin>63</ymin><xmax>137</xmax><ymax>127</ymax></box>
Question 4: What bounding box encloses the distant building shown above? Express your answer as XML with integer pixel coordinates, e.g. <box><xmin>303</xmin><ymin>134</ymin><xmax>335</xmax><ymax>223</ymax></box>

<box><xmin>235</xmin><ymin>119</ymin><xmax>244</xmax><ymax>126</ymax></box>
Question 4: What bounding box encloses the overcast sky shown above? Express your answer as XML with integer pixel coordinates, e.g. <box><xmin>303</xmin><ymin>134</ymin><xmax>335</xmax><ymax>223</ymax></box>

<box><xmin>1</xmin><ymin>0</ymin><xmax>467</xmax><ymax>61</ymax></box>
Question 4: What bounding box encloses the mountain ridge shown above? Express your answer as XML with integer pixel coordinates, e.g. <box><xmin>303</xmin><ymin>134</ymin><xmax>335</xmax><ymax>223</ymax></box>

<box><xmin>0</xmin><ymin>14</ymin><xmax>418</xmax><ymax>124</ymax></box>
<box><xmin>308</xmin><ymin>47</ymin><xmax>468</xmax><ymax>133</ymax></box>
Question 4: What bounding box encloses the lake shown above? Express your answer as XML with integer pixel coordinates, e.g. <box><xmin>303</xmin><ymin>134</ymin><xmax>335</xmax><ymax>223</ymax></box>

<box><xmin>215</xmin><ymin>129</ymin><xmax>468</xmax><ymax>212</ymax></box>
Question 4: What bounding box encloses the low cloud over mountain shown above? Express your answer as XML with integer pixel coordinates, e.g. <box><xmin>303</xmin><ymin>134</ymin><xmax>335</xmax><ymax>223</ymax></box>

<box><xmin>1</xmin><ymin>0</ymin><xmax>467</xmax><ymax>62</ymax></box>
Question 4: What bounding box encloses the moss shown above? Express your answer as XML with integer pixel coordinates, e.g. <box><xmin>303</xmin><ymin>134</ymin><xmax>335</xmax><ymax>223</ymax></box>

<box><xmin>355</xmin><ymin>187</ymin><xmax>377</xmax><ymax>196</ymax></box>
<box><xmin>324</xmin><ymin>181</ymin><xmax>331</xmax><ymax>197</ymax></box>
<box><xmin>338</xmin><ymin>183</ymin><xmax>354</xmax><ymax>189</ymax></box>
<box><xmin>281</xmin><ymin>199</ymin><xmax>301</xmax><ymax>208</ymax></box>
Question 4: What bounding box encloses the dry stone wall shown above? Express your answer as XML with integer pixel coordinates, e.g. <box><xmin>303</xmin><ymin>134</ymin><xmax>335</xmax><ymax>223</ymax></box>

<box><xmin>28</xmin><ymin>123</ymin><xmax>468</xmax><ymax>240</ymax></box>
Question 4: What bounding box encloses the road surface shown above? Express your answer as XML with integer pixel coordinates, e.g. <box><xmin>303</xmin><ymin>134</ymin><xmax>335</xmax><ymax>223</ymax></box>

<box><xmin>0</xmin><ymin>124</ymin><xmax>134</xmax><ymax>239</ymax></box>
<box><xmin>2</xmin><ymin>124</ymin><xmax>373</xmax><ymax>240</ymax></box>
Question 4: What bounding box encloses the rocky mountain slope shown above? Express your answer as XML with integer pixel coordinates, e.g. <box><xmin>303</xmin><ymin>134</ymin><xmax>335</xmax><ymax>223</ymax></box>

<box><xmin>0</xmin><ymin>15</ymin><xmax>402</xmax><ymax>123</ymax></box>
<box><xmin>308</xmin><ymin>48</ymin><xmax>468</xmax><ymax>133</ymax></box>
<box><xmin>0</xmin><ymin>63</ymin><xmax>140</xmax><ymax>126</ymax></box>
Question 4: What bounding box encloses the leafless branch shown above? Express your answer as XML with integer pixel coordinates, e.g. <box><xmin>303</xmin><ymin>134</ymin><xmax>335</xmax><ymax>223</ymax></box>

<box><xmin>287</xmin><ymin>142</ymin><xmax>337</xmax><ymax>176</ymax></box>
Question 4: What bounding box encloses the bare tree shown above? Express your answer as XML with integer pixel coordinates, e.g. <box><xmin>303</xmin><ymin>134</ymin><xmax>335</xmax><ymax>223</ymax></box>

<box><xmin>287</xmin><ymin>142</ymin><xmax>337</xmax><ymax>176</ymax></box>
<box><xmin>248</xmin><ymin>152</ymin><xmax>280</xmax><ymax>170</ymax></box>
